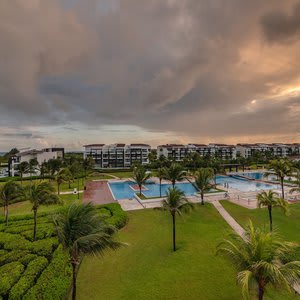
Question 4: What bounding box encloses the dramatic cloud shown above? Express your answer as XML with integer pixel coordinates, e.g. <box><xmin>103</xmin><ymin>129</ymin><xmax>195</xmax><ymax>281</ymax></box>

<box><xmin>0</xmin><ymin>0</ymin><xmax>300</xmax><ymax>150</ymax></box>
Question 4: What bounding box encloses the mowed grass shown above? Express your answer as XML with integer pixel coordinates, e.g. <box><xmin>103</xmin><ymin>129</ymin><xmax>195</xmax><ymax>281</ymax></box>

<box><xmin>3</xmin><ymin>193</ymin><xmax>82</xmax><ymax>217</ymax></box>
<box><xmin>76</xmin><ymin>205</ymin><xmax>297</xmax><ymax>300</ymax></box>
<box><xmin>220</xmin><ymin>200</ymin><xmax>300</xmax><ymax>242</ymax></box>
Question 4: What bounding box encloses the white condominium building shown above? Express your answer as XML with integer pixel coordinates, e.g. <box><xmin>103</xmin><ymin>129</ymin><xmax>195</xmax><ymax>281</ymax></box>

<box><xmin>83</xmin><ymin>143</ymin><xmax>151</xmax><ymax>168</ymax></box>
<box><xmin>236</xmin><ymin>143</ymin><xmax>300</xmax><ymax>158</ymax></box>
<box><xmin>157</xmin><ymin>144</ymin><xmax>236</xmax><ymax>161</ymax></box>
<box><xmin>9</xmin><ymin>148</ymin><xmax>64</xmax><ymax>176</ymax></box>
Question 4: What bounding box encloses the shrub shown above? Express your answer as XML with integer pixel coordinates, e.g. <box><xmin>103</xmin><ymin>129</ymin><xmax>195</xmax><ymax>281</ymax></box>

<box><xmin>0</xmin><ymin>250</ymin><xmax>29</xmax><ymax>266</ymax></box>
<box><xmin>30</xmin><ymin>238</ymin><xmax>58</xmax><ymax>258</ymax></box>
<box><xmin>98</xmin><ymin>203</ymin><xmax>128</xmax><ymax>229</ymax></box>
<box><xmin>9</xmin><ymin>256</ymin><xmax>48</xmax><ymax>300</ymax></box>
<box><xmin>19</xmin><ymin>254</ymin><xmax>38</xmax><ymax>266</ymax></box>
<box><xmin>0</xmin><ymin>262</ymin><xmax>24</xmax><ymax>296</ymax></box>
<box><xmin>23</xmin><ymin>246</ymin><xmax>72</xmax><ymax>300</ymax></box>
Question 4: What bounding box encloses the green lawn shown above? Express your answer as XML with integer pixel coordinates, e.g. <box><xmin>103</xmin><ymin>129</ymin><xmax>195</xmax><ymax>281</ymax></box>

<box><xmin>3</xmin><ymin>193</ymin><xmax>82</xmax><ymax>217</ymax></box>
<box><xmin>220</xmin><ymin>200</ymin><xmax>300</xmax><ymax>243</ymax></box>
<box><xmin>76</xmin><ymin>206</ymin><xmax>297</xmax><ymax>300</ymax></box>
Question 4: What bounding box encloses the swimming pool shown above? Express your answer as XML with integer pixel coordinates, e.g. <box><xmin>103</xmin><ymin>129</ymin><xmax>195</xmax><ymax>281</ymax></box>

<box><xmin>109</xmin><ymin>181</ymin><xmax>198</xmax><ymax>200</ymax></box>
<box><xmin>215</xmin><ymin>175</ymin><xmax>278</xmax><ymax>192</ymax></box>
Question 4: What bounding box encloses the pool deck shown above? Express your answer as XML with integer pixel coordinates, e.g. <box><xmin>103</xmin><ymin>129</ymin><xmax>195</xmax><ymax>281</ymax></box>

<box><xmin>83</xmin><ymin>180</ymin><xmax>116</xmax><ymax>205</ymax></box>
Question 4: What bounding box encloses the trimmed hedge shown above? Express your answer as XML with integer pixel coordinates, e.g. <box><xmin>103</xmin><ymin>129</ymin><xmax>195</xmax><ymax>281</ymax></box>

<box><xmin>0</xmin><ymin>250</ymin><xmax>29</xmax><ymax>266</ymax></box>
<box><xmin>98</xmin><ymin>203</ymin><xmax>128</xmax><ymax>229</ymax></box>
<box><xmin>19</xmin><ymin>254</ymin><xmax>38</xmax><ymax>266</ymax></box>
<box><xmin>9</xmin><ymin>256</ymin><xmax>48</xmax><ymax>300</ymax></box>
<box><xmin>0</xmin><ymin>262</ymin><xmax>24</xmax><ymax>296</ymax></box>
<box><xmin>23</xmin><ymin>246</ymin><xmax>72</xmax><ymax>300</ymax></box>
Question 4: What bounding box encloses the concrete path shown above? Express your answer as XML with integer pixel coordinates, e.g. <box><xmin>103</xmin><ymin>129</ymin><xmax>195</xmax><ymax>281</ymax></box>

<box><xmin>211</xmin><ymin>200</ymin><xmax>246</xmax><ymax>240</ymax></box>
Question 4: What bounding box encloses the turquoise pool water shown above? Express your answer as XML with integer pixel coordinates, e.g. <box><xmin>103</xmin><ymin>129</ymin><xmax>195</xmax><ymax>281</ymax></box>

<box><xmin>109</xmin><ymin>181</ymin><xmax>198</xmax><ymax>200</ymax></box>
<box><xmin>216</xmin><ymin>175</ymin><xmax>278</xmax><ymax>192</ymax></box>
<box><xmin>109</xmin><ymin>175</ymin><xmax>279</xmax><ymax>200</ymax></box>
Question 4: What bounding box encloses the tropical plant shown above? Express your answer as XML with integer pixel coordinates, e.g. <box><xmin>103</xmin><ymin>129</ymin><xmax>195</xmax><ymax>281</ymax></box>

<box><xmin>157</xmin><ymin>168</ymin><xmax>165</xmax><ymax>197</ymax></box>
<box><xmin>289</xmin><ymin>171</ymin><xmax>300</xmax><ymax>195</ymax></box>
<box><xmin>53</xmin><ymin>203</ymin><xmax>124</xmax><ymax>300</ymax></box>
<box><xmin>0</xmin><ymin>181</ymin><xmax>24</xmax><ymax>225</ymax></box>
<box><xmin>266</xmin><ymin>159</ymin><xmax>292</xmax><ymax>199</ymax></box>
<box><xmin>194</xmin><ymin>168</ymin><xmax>214</xmax><ymax>205</ymax></box>
<box><xmin>17</xmin><ymin>161</ymin><xmax>29</xmax><ymax>184</ymax></box>
<box><xmin>257</xmin><ymin>190</ymin><xmax>289</xmax><ymax>232</ymax></box>
<box><xmin>55</xmin><ymin>168</ymin><xmax>72</xmax><ymax>195</ymax></box>
<box><xmin>26</xmin><ymin>182</ymin><xmax>60</xmax><ymax>240</ymax></box>
<box><xmin>159</xmin><ymin>187</ymin><xmax>194</xmax><ymax>251</ymax></box>
<box><xmin>40</xmin><ymin>161</ymin><xmax>50</xmax><ymax>179</ymax></box>
<box><xmin>82</xmin><ymin>157</ymin><xmax>95</xmax><ymax>179</ymax></box>
<box><xmin>132</xmin><ymin>166</ymin><xmax>151</xmax><ymax>196</ymax></box>
<box><xmin>28</xmin><ymin>158</ymin><xmax>39</xmax><ymax>183</ymax></box>
<box><xmin>217</xmin><ymin>221</ymin><xmax>300</xmax><ymax>300</ymax></box>
<box><xmin>48</xmin><ymin>158</ymin><xmax>63</xmax><ymax>176</ymax></box>
<box><xmin>163</xmin><ymin>163</ymin><xmax>186</xmax><ymax>188</ymax></box>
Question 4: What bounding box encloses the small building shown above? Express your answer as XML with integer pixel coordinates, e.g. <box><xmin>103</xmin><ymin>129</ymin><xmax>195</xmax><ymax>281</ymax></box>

<box><xmin>9</xmin><ymin>148</ymin><xmax>64</xmax><ymax>177</ymax></box>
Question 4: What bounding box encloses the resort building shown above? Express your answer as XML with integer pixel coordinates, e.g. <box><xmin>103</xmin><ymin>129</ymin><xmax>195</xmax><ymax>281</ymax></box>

<box><xmin>83</xmin><ymin>143</ymin><xmax>151</xmax><ymax>168</ymax></box>
<box><xmin>157</xmin><ymin>144</ymin><xmax>237</xmax><ymax>160</ymax></box>
<box><xmin>9</xmin><ymin>148</ymin><xmax>64</xmax><ymax>177</ymax></box>
<box><xmin>236</xmin><ymin>143</ymin><xmax>300</xmax><ymax>158</ymax></box>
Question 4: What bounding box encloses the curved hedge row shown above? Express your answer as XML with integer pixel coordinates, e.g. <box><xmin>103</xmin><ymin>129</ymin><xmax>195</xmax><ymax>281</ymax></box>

<box><xmin>0</xmin><ymin>202</ymin><xmax>127</xmax><ymax>299</ymax></box>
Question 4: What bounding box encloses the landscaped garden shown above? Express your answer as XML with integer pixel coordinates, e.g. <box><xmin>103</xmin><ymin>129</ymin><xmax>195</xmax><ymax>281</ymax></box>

<box><xmin>0</xmin><ymin>202</ymin><xmax>127</xmax><ymax>300</ymax></box>
<box><xmin>76</xmin><ymin>205</ymin><xmax>299</xmax><ymax>300</ymax></box>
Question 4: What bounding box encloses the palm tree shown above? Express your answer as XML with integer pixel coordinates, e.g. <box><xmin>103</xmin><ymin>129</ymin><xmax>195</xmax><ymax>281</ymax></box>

<box><xmin>82</xmin><ymin>157</ymin><xmax>95</xmax><ymax>179</ymax></box>
<box><xmin>132</xmin><ymin>166</ymin><xmax>151</xmax><ymax>196</ymax></box>
<box><xmin>53</xmin><ymin>203</ymin><xmax>124</xmax><ymax>300</ymax></box>
<box><xmin>28</xmin><ymin>158</ymin><xmax>39</xmax><ymax>184</ymax></box>
<box><xmin>163</xmin><ymin>163</ymin><xmax>186</xmax><ymax>188</ymax></box>
<box><xmin>56</xmin><ymin>168</ymin><xmax>72</xmax><ymax>195</ymax></box>
<box><xmin>194</xmin><ymin>168</ymin><xmax>214</xmax><ymax>205</ymax></box>
<box><xmin>157</xmin><ymin>168</ymin><xmax>164</xmax><ymax>197</ymax></box>
<box><xmin>257</xmin><ymin>190</ymin><xmax>288</xmax><ymax>232</ymax></box>
<box><xmin>17</xmin><ymin>161</ymin><xmax>29</xmax><ymax>185</ymax></box>
<box><xmin>0</xmin><ymin>181</ymin><xmax>24</xmax><ymax>225</ymax></box>
<box><xmin>26</xmin><ymin>182</ymin><xmax>60</xmax><ymax>240</ymax></box>
<box><xmin>267</xmin><ymin>159</ymin><xmax>292</xmax><ymax>199</ymax></box>
<box><xmin>160</xmin><ymin>187</ymin><xmax>194</xmax><ymax>251</ymax></box>
<box><xmin>40</xmin><ymin>161</ymin><xmax>50</xmax><ymax>180</ymax></box>
<box><xmin>217</xmin><ymin>221</ymin><xmax>300</xmax><ymax>300</ymax></box>
<box><xmin>289</xmin><ymin>171</ymin><xmax>300</xmax><ymax>195</ymax></box>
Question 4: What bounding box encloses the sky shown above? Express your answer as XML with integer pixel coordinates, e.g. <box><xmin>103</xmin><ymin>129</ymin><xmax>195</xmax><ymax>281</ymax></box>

<box><xmin>1</xmin><ymin>0</ymin><xmax>300</xmax><ymax>151</ymax></box>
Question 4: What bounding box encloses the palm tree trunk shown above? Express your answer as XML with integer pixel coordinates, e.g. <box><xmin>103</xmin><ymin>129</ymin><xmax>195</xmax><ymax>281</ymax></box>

<box><xmin>21</xmin><ymin>173</ymin><xmax>23</xmax><ymax>185</ymax></box>
<box><xmin>172</xmin><ymin>180</ymin><xmax>175</xmax><ymax>189</ymax></box>
<box><xmin>172</xmin><ymin>213</ymin><xmax>176</xmax><ymax>251</ymax></box>
<box><xmin>201</xmin><ymin>192</ymin><xmax>204</xmax><ymax>205</ymax></box>
<box><xmin>57</xmin><ymin>183</ymin><xmax>60</xmax><ymax>195</ymax></box>
<box><xmin>268</xmin><ymin>206</ymin><xmax>273</xmax><ymax>232</ymax></box>
<box><xmin>5</xmin><ymin>205</ymin><xmax>8</xmax><ymax>226</ymax></box>
<box><xmin>258</xmin><ymin>283</ymin><xmax>264</xmax><ymax>300</ymax></box>
<box><xmin>159</xmin><ymin>179</ymin><xmax>162</xmax><ymax>197</ymax></box>
<box><xmin>139</xmin><ymin>185</ymin><xmax>142</xmax><ymax>196</ymax></box>
<box><xmin>72</xmin><ymin>262</ymin><xmax>77</xmax><ymax>300</ymax></box>
<box><xmin>33</xmin><ymin>208</ymin><xmax>37</xmax><ymax>241</ymax></box>
<box><xmin>77</xmin><ymin>177</ymin><xmax>80</xmax><ymax>200</ymax></box>
<box><xmin>280</xmin><ymin>177</ymin><xmax>284</xmax><ymax>199</ymax></box>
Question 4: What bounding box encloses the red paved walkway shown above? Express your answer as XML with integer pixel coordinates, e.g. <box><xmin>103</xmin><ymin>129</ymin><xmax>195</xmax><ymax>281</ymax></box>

<box><xmin>83</xmin><ymin>181</ymin><xmax>116</xmax><ymax>205</ymax></box>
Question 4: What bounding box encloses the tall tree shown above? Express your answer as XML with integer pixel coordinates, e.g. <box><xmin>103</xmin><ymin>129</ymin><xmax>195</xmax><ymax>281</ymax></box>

<box><xmin>17</xmin><ymin>161</ymin><xmax>29</xmax><ymax>185</ymax></box>
<box><xmin>217</xmin><ymin>221</ymin><xmax>300</xmax><ymax>300</ymax></box>
<box><xmin>194</xmin><ymin>168</ymin><xmax>214</xmax><ymax>205</ymax></box>
<box><xmin>163</xmin><ymin>163</ymin><xmax>186</xmax><ymax>188</ymax></box>
<box><xmin>26</xmin><ymin>182</ymin><xmax>60</xmax><ymax>240</ymax></box>
<box><xmin>54</xmin><ymin>203</ymin><xmax>124</xmax><ymax>300</ymax></box>
<box><xmin>82</xmin><ymin>157</ymin><xmax>95</xmax><ymax>179</ymax></box>
<box><xmin>257</xmin><ymin>190</ymin><xmax>288</xmax><ymax>232</ymax></box>
<box><xmin>156</xmin><ymin>168</ymin><xmax>165</xmax><ymax>198</ymax></box>
<box><xmin>0</xmin><ymin>181</ymin><xmax>24</xmax><ymax>225</ymax></box>
<box><xmin>40</xmin><ymin>161</ymin><xmax>50</xmax><ymax>180</ymax></box>
<box><xmin>289</xmin><ymin>171</ymin><xmax>300</xmax><ymax>195</ymax></box>
<box><xmin>48</xmin><ymin>158</ymin><xmax>63</xmax><ymax>177</ymax></box>
<box><xmin>132</xmin><ymin>166</ymin><xmax>151</xmax><ymax>196</ymax></box>
<box><xmin>159</xmin><ymin>187</ymin><xmax>194</xmax><ymax>251</ymax></box>
<box><xmin>267</xmin><ymin>159</ymin><xmax>292</xmax><ymax>199</ymax></box>
<box><xmin>56</xmin><ymin>168</ymin><xmax>72</xmax><ymax>195</ymax></box>
<box><xmin>28</xmin><ymin>158</ymin><xmax>39</xmax><ymax>183</ymax></box>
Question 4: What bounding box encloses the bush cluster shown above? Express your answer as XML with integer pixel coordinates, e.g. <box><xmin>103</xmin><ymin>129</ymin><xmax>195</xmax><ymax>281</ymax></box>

<box><xmin>98</xmin><ymin>203</ymin><xmax>128</xmax><ymax>229</ymax></box>
<box><xmin>9</xmin><ymin>256</ymin><xmax>48</xmax><ymax>300</ymax></box>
